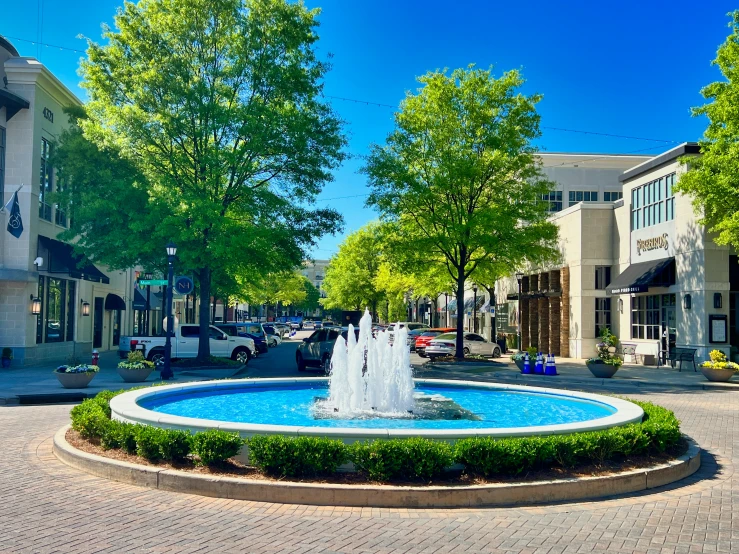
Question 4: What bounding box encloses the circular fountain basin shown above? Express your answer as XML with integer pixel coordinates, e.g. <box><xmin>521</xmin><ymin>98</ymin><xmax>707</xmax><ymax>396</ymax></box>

<box><xmin>110</xmin><ymin>378</ymin><xmax>644</xmax><ymax>440</ymax></box>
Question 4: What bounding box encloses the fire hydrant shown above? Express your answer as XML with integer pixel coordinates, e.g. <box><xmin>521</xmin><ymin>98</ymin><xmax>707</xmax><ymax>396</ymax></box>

<box><xmin>91</xmin><ymin>350</ymin><xmax>99</xmax><ymax>366</ymax></box>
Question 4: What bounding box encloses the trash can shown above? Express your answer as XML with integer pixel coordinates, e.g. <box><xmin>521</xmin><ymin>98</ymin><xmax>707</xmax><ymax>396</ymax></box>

<box><xmin>496</xmin><ymin>336</ymin><xmax>507</xmax><ymax>354</ymax></box>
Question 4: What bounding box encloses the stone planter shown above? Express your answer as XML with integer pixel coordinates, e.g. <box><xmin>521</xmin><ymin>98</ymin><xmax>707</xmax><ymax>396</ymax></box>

<box><xmin>513</xmin><ymin>359</ymin><xmax>525</xmax><ymax>372</ymax></box>
<box><xmin>700</xmin><ymin>366</ymin><xmax>735</xmax><ymax>382</ymax></box>
<box><xmin>55</xmin><ymin>371</ymin><xmax>96</xmax><ymax>389</ymax></box>
<box><xmin>117</xmin><ymin>366</ymin><xmax>154</xmax><ymax>383</ymax></box>
<box><xmin>586</xmin><ymin>361</ymin><xmax>619</xmax><ymax>379</ymax></box>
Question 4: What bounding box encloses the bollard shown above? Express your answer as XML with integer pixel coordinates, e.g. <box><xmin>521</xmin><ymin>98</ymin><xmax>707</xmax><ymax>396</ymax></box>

<box><xmin>91</xmin><ymin>350</ymin><xmax>99</xmax><ymax>366</ymax></box>
<box><xmin>522</xmin><ymin>352</ymin><xmax>531</xmax><ymax>374</ymax></box>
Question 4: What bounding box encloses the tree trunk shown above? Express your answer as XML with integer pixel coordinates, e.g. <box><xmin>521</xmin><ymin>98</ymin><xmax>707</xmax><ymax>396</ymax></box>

<box><xmin>455</xmin><ymin>266</ymin><xmax>466</xmax><ymax>358</ymax></box>
<box><xmin>197</xmin><ymin>267</ymin><xmax>211</xmax><ymax>362</ymax></box>
<box><xmin>371</xmin><ymin>299</ymin><xmax>377</xmax><ymax>322</ymax></box>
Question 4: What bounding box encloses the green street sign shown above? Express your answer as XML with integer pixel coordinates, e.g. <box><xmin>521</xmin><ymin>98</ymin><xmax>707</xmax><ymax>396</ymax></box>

<box><xmin>139</xmin><ymin>279</ymin><xmax>168</xmax><ymax>286</ymax></box>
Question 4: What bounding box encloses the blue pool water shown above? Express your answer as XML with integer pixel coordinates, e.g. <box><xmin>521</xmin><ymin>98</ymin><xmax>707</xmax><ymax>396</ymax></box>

<box><xmin>139</xmin><ymin>384</ymin><xmax>616</xmax><ymax>429</ymax></box>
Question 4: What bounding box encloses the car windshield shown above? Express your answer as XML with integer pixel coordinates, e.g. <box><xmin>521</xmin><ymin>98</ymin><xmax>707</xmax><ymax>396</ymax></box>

<box><xmin>434</xmin><ymin>333</ymin><xmax>456</xmax><ymax>340</ymax></box>
<box><xmin>421</xmin><ymin>331</ymin><xmax>441</xmax><ymax>337</ymax></box>
<box><xmin>340</xmin><ymin>329</ymin><xmax>360</xmax><ymax>341</ymax></box>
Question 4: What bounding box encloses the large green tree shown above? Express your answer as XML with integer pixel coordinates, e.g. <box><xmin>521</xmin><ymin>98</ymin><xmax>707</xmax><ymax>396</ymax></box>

<box><xmin>676</xmin><ymin>12</ymin><xmax>739</xmax><ymax>249</ymax></box>
<box><xmin>69</xmin><ymin>0</ymin><xmax>345</xmax><ymax>360</ymax></box>
<box><xmin>364</xmin><ymin>66</ymin><xmax>558</xmax><ymax>357</ymax></box>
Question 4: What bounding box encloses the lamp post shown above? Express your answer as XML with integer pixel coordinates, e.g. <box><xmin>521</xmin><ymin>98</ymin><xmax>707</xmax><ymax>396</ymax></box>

<box><xmin>144</xmin><ymin>272</ymin><xmax>153</xmax><ymax>334</ymax></box>
<box><xmin>515</xmin><ymin>272</ymin><xmax>524</xmax><ymax>351</ymax></box>
<box><xmin>472</xmin><ymin>284</ymin><xmax>478</xmax><ymax>333</ymax></box>
<box><xmin>161</xmin><ymin>242</ymin><xmax>177</xmax><ymax>380</ymax></box>
<box><xmin>444</xmin><ymin>292</ymin><xmax>448</xmax><ymax>327</ymax></box>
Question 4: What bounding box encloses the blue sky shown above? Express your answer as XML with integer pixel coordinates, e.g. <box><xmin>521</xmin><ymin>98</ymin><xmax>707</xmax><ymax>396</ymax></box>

<box><xmin>2</xmin><ymin>0</ymin><xmax>736</xmax><ymax>257</ymax></box>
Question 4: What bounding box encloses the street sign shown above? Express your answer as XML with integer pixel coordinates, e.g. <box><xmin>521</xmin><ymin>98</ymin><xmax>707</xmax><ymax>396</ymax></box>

<box><xmin>139</xmin><ymin>279</ymin><xmax>167</xmax><ymax>286</ymax></box>
<box><xmin>174</xmin><ymin>275</ymin><xmax>194</xmax><ymax>295</ymax></box>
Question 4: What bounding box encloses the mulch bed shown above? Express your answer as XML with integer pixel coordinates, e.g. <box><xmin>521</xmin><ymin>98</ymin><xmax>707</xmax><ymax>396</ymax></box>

<box><xmin>66</xmin><ymin>429</ymin><xmax>688</xmax><ymax>487</ymax></box>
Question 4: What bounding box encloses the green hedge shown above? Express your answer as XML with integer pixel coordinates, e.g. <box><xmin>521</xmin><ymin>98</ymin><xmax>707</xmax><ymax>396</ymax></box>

<box><xmin>68</xmin><ymin>389</ymin><xmax>682</xmax><ymax>482</ymax></box>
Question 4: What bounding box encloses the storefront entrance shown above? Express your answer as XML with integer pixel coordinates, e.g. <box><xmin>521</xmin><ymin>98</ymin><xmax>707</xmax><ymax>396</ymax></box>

<box><xmin>93</xmin><ymin>297</ymin><xmax>104</xmax><ymax>348</ymax></box>
<box><xmin>661</xmin><ymin>294</ymin><xmax>677</xmax><ymax>354</ymax></box>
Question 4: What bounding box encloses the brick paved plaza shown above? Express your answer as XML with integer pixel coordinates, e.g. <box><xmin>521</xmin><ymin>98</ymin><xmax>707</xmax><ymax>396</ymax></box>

<box><xmin>0</xmin><ymin>386</ymin><xmax>736</xmax><ymax>554</ymax></box>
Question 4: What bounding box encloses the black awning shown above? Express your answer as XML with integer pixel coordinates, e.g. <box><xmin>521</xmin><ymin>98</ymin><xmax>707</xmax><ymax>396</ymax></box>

<box><xmin>105</xmin><ymin>293</ymin><xmax>126</xmax><ymax>310</ymax></box>
<box><xmin>37</xmin><ymin>236</ymin><xmax>110</xmax><ymax>284</ymax></box>
<box><xmin>442</xmin><ymin>299</ymin><xmax>458</xmax><ymax>313</ymax></box>
<box><xmin>132</xmin><ymin>289</ymin><xmax>147</xmax><ymax>310</ymax></box>
<box><xmin>0</xmin><ymin>88</ymin><xmax>30</xmax><ymax>121</ymax></box>
<box><xmin>606</xmin><ymin>258</ymin><xmax>676</xmax><ymax>295</ymax></box>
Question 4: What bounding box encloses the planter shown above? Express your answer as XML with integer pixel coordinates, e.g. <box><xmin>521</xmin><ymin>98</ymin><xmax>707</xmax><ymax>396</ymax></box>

<box><xmin>513</xmin><ymin>359</ymin><xmax>525</xmax><ymax>371</ymax></box>
<box><xmin>1</xmin><ymin>358</ymin><xmax>10</xmax><ymax>368</ymax></box>
<box><xmin>54</xmin><ymin>371</ymin><xmax>96</xmax><ymax>389</ymax></box>
<box><xmin>700</xmin><ymin>366</ymin><xmax>736</xmax><ymax>382</ymax></box>
<box><xmin>117</xmin><ymin>366</ymin><xmax>154</xmax><ymax>383</ymax></box>
<box><xmin>586</xmin><ymin>361</ymin><xmax>620</xmax><ymax>379</ymax></box>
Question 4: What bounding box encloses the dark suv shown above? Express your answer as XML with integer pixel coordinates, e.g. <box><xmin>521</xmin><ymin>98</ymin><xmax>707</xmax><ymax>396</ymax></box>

<box><xmin>215</xmin><ymin>323</ymin><xmax>268</xmax><ymax>355</ymax></box>
<box><xmin>296</xmin><ymin>327</ymin><xmax>360</xmax><ymax>373</ymax></box>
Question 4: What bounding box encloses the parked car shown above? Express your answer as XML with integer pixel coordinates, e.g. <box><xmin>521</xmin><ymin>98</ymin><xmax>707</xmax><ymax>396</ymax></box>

<box><xmin>216</xmin><ymin>323</ymin><xmax>268</xmax><ymax>355</ymax></box>
<box><xmin>303</xmin><ymin>320</ymin><xmax>316</xmax><ymax>330</ymax></box>
<box><xmin>262</xmin><ymin>324</ymin><xmax>283</xmax><ymax>347</ymax></box>
<box><xmin>290</xmin><ymin>321</ymin><xmax>302</xmax><ymax>331</ymax></box>
<box><xmin>387</xmin><ymin>322</ymin><xmax>430</xmax><ymax>344</ymax></box>
<box><xmin>414</xmin><ymin>328</ymin><xmax>456</xmax><ymax>357</ymax></box>
<box><xmin>406</xmin><ymin>328</ymin><xmax>427</xmax><ymax>352</ymax></box>
<box><xmin>119</xmin><ymin>324</ymin><xmax>255</xmax><ymax>365</ymax></box>
<box><xmin>273</xmin><ymin>323</ymin><xmax>291</xmax><ymax>337</ymax></box>
<box><xmin>425</xmin><ymin>332</ymin><xmax>502</xmax><ymax>360</ymax></box>
<box><xmin>296</xmin><ymin>327</ymin><xmax>360</xmax><ymax>373</ymax></box>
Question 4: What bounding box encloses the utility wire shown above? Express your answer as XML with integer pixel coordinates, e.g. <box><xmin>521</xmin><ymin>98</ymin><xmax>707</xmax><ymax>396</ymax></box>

<box><xmin>1</xmin><ymin>34</ymin><xmax>86</xmax><ymax>54</ymax></box>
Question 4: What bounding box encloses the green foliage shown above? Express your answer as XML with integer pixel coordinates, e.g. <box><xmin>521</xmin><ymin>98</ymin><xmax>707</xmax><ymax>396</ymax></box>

<box><xmin>118</xmin><ymin>424</ymin><xmax>140</xmax><ymax>455</ymax></box>
<box><xmin>160</xmin><ymin>430</ymin><xmax>192</xmax><ymax>463</ymax></box>
<box><xmin>349</xmin><ymin>438</ymin><xmax>454</xmax><ymax>481</ymax></box>
<box><xmin>70</xmin><ymin>400</ymin><xmax>109</xmax><ymax>439</ymax></box>
<box><xmin>135</xmin><ymin>425</ymin><xmax>167</xmax><ymax>462</ymax></box>
<box><xmin>191</xmin><ymin>430</ymin><xmax>244</xmax><ymax>466</ymax></box>
<box><xmin>248</xmin><ymin>435</ymin><xmax>347</xmax><ymax>477</ymax></box>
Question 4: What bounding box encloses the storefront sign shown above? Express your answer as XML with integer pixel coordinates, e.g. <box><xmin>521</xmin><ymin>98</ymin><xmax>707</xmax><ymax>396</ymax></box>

<box><xmin>636</xmin><ymin>233</ymin><xmax>669</xmax><ymax>256</ymax></box>
<box><xmin>43</xmin><ymin>107</ymin><xmax>54</xmax><ymax>123</ymax></box>
<box><xmin>609</xmin><ymin>284</ymin><xmax>649</xmax><ymax>295</ymax></box>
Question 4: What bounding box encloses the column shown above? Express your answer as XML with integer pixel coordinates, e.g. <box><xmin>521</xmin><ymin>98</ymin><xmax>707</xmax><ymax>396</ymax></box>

<box><xmin>521</xmin><ymin>276</ymin><xmax>529</xmax><ymax>349</ymax></box>
<box><xmin>549</xmin><ymin>296</ymin><xmax>561</xmax><ymax>356</ymax></box>
<box><xmin>529</xmin><ymin>274</ymin><xmax>539</xmax><ymax>349</ymax></box>
<box><xmin>560</xmin><ymin>267</ymin><xmax>570</xmax><ymax>358</ymax></box>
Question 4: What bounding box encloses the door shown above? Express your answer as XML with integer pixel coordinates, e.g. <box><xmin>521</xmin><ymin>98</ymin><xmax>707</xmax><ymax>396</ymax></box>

<box><xmin>465</xmin><ymin>333</ymin><xmax>487</xmax><ymax>354</ymax></box>
<box><xmin>661</xmin><ymin>294</ymin><xmax>677</xmax><ymax>356</ymax></box>
<box><xmin>309</xmin><ymin>330</ymin><xmax>328</xmax><ymax>361</ymax></box>
<box><xmin>177</xmin><ymin>325</ymin><xmax>200</xmax><ymax>357</ymax></box>
<box><xmin>93</xmin><ymin>297</ymin><xmax>104</xmax><ymax>349</ymax></box>
<box><xmin>209</xmin><ymin>326</ymin><xmax>230</xmax><ymax>357</ymax></box>
<box><xmin>111</xmin><ymin>310</ymin><xmax>122</xmax><ymax>349</ymax></box>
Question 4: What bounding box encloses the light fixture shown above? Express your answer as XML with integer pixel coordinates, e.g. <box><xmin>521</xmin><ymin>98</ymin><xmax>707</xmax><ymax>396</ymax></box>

<box><xmin>81</xmin><ymin>300</ymin><xmax>91</xmax><ymax>316</ymax></box>
<box><xmin>714</xmin><ymin>293</ymin><xmax>722</xmax><ymax>309</ymax></box>
<box><xmin>683</xmin><ymin>294</ymin><xmax>692</xmax><ymax>310</ymax></box>
<box><xmin>618</xmin><ymin>298</ymin><xmax>623</xmax><ymax>313</ymax></box>
<box><xmin>472</xmin><ymin>283</ymin><xmax>478</xmax><ymax>293</ymax></box>
<box><xmin>515</xmin><ymin>272</ymin><xmax>524</xmax><ymax>282</ymax></box>
<box><xmin>31</xmin><ymin>295</ymin><xmax>41</xmax><ymax>315</ymax></box>
<box><xmin>166</xmin><ymin>241</ymin><xmax>177</xmax><ymax>257</ymax></box>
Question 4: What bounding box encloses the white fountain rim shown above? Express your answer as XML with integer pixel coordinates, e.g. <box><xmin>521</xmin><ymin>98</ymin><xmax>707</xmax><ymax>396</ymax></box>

<box><xmin>109</xmin><ymin>378</ymin><xmax>644</xmax><ymax>439</ymax></box>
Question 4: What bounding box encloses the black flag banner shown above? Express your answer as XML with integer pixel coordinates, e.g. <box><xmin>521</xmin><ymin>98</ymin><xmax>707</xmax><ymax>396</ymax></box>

<box><xmin>5</xmin><ymin>191</ymin><xmax>23</xmax><ymax>238</ymax></box>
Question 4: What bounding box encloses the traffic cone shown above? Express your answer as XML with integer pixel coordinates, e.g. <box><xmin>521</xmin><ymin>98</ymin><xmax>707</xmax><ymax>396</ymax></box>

<box><xmin>534</xmin><ymin>352</ymin><xmax>544</xmax><ymax>374</ymax></box>
<box><xmin>522</xmin><ymin>352</ymin><xmax>531</xmax><ymax>374</ymax></box>
<box><xmin>545</xmin><ymin>353</ymin><xmax>558</xmax><ymax>376</ymax></box>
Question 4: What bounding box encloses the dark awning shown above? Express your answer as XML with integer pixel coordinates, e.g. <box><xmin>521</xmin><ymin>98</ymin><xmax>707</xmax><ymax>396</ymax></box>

<box><xmin>105</xmin><ymin>293</ymin><xmax>126</xmax><ymax>310</ymax></box>
<box><xmin>441</xmin><ymin>299</ymin><xmax>457</xmax><ymax>313</ymax></box>
<box><xmin>463</xmin><ymin>296</ymin><xmax>486</xmax><ymax>311</ymax></box>
<box><xmin>132</xmin><ymin>289</ymin><xmax>147</xmax><ymax>310</ymax></box>
<box><xmin>0</xmin><ymin>88</ymin><xmax>30</xmax><ymax>121</ymax></box>
<box><xmin>606</xmin><ymin>258</ymin><xmax>676</xmax><ymax>295</ymax></box>
<box><xmin>37</xmin><ymin>236</ymin><xmax>110</xmax><ymax>284</ymax></box>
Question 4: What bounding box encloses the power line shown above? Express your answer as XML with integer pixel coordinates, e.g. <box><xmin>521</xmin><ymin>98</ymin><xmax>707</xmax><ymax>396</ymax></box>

<box><xmin>1</xmin><ymin>34</ymin><xmax>86</xmax><ymax>54</ymax></box>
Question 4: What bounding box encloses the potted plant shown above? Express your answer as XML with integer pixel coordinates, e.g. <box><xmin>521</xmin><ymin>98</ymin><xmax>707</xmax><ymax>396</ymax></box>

<box><xmin>117</xmin><ymin>350</ymin><xmax>155</xmax><ymax>382</ymax></box>
<box><xmin>54</xmin><ymin>363</ymin><xmax>99</xmax><ymax>388</ymax></box>
<box><xmin>700</xmin><ymin>349</ymin><xmax>739</xmax><ymax>382</ymax></box>
<box><xmin>511</xmin><ymin>346</ymin><xmax>538</xmax><ymax>371</ymax></box>
<box><xmin>1</xmin><ymin>348</ymin><xmax>12</xmax><ymax>368</ymax></box>
<box><xmin>510</xmin><ymin>352</ymin><xmax>525</xmax><ymax>371</ymax></box>
<box><xmin>586</xmin><ymin>327</ymin><xmax>623</xmax><ymax>378</ymax></box>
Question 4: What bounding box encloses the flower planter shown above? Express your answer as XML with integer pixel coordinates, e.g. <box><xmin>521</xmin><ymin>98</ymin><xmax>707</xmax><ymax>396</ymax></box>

<box><xmin>513</xmin><ymin>359</ymin><xmax>525</xmax><ymax>372</ymax></box>
<box><xmin>586</xmin><ymin>361</ymin><xmax>619</xmax><ymax>379</ymax></box>
<box><xmin>1</xmin><ymin>358</ymin><xmax>10</xmax><ymax>368</ymax></box>
<box><xmin>700</xmin><ymin>367</ymin><xmax>735</xmax><ymax>382</ymax></box>
<box><xmin>55</xmin><ymin>371</ymin><xmax>96</xmax><ymax>389</ymax></box>
<box><xmin>117</xmin><ymin>366</ymin><xmax>154</xmax><ymax>383</ymax></box>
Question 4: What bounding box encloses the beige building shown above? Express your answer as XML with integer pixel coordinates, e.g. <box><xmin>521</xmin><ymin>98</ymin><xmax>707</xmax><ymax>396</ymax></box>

<box><xmin>498</xmin><ymin>143</ymin><xmax>736</xmax><ymax>363</ymax></box>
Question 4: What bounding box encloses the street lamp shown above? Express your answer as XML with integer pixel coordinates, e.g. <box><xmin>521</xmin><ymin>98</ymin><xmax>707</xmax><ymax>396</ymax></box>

<box><xmin>472</xmin><ymin>284</ymin><xmax>478</xmax><ymax>333</ymax></box>
<box><xmin>161</xmin><ymin>241</ymin><xmax>177</xmax><ymax>380</ymax></box>
<box><xmin>144</xmin><ymin>272</ymin><xmax>153</xmax><ymax>334</ymax></box>
<box><xmin>444</xmin><ymin>292</ymin><xmax>449</xmax><ymax>328</ymax></box>
<box><xmin>515</xmin><ymin>272</ymin><xmax>524</xmax><ymax>351</ymax></box>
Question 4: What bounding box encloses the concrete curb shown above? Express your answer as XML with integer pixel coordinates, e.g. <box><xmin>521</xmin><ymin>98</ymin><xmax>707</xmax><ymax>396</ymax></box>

<box><xmin>53</xmin><ymin>425</ymin><xmax>702</xmax><ymax>508</ymax></box>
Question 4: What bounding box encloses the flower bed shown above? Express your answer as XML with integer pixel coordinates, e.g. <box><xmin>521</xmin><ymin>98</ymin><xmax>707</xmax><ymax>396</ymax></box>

<box><xmin>69</xmin><ymin>388</ymin><xmax>684</xmax><ymax>483</ymax></box>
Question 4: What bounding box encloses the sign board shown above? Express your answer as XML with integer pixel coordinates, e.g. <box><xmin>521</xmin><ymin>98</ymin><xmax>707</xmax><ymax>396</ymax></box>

<box><xmin>709</xmin><ymin>314</ymin><xmax>728</xmax><ymax>343</ymax></box>
<box><xmin>139</xmin><ymin>279</ymin><xmax>167</xmax><ymax>286</ymax></box>
<box><xmin>174</xmin><ymin>276</ymin><xmax>194</xmax><ymax>295</ymax></box>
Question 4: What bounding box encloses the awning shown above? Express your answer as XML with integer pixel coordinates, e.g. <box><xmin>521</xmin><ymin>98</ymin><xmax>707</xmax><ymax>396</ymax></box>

<box><xmin>479</xmin><ymin>300</ymin><xmax>491</xmax><ymax>313</ymax></box>
<box><xmin>0</xmin><ymin>88</ymin><xmax>30</xmax><ymax>122</ymax></box>
<box><xmin>606</xmin><ymin>258</ymin><xmax>676</xmax><ymax>295</ymax></box>
<box><xmin>105</xmin><ymin>293</ymin><xmax>126</xmax><ymax>310</ymax></box>
<box><xmin>37</xmin><ymin>236</ymin><xmax>110</xmax><ymax>284</ymax></box>
<box><xmin>463</xmin><ymin>296</ymin><xmax>487</xmax><ymax>311</ymax></box>
<box><xmin>132</xmin><ymin>289</ymin><xmax>147</xmax><ymax>310</ymax></box>
<box><xmin>441</xmin><ymin>299</ymin><xmax>457</xmax><ymax>313</ymax></box>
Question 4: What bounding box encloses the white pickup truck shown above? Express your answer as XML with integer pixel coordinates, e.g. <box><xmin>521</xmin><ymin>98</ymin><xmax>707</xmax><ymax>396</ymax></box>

<box><xmin>118</xmin><ymin>324</ymin><xmax>255</xmax><ymax>365</ymax></box>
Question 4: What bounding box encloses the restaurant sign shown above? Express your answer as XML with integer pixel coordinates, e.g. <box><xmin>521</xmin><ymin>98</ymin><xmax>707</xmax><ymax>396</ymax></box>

<box><xmin>636</xmin><ymin>233</ymin><xmax>668</xmax><ymax>256</ymax></box>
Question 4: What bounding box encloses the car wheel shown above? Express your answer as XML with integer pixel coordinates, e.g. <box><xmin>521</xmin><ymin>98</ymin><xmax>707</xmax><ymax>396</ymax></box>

<box><xmin>322</xmin><ymin>355</ymin><xmax>332</xmax><ymax>375</ymax></box>
<box><xmin>463</xmin><ymin>347</ymin><xmax>470</xmax><ymax>356</ymax></box>
<box><xmin>492</xmin><ymin>346</ymin><xmax>501</xmax><ymax>358</ymax></box>
<box><xmin>147</xmin><ymin>349</ymin><xmax>165</xmax><ymax>366</ymax></box>
<box><xmin>418</xmin><ymin>352</ymin><xmax>427</xmax><ymax>358</ymax></box>
<box><xmin>232</xmin><ymin>347</ymin><xmax>250</xmax><ymax>365</ymax></box>
<box><xmin>296</xmin><ymin>352</ymin><xmax>306</xmax><ymax>372</ymax></box>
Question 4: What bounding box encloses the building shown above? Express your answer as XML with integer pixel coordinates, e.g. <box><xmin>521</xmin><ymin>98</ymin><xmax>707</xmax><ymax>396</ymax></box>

<box><xmin>300</xmin><ymin>259</ymin><xmax>329</xmax><ymax>298</ymax></box>
<box><xmin>498</xmin><ymin>142</ymin><xmax>737</xmax><ymax>363</ymax></box>
<box><xmin>0</xmin><ymin>37</ymin><xmax>144</xmax><ymax>365</ymax></box>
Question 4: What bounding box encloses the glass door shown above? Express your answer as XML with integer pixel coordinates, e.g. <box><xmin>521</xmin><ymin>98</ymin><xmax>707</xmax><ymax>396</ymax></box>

<box><xmin>661</xmin><ymin>293</ymin><xmax>677</xmax><ymax>357</ymax></box>
<box><xmin>93</xmin><ymin>297</ymin><xmax>104</xmax><ymax>348</ymax></box>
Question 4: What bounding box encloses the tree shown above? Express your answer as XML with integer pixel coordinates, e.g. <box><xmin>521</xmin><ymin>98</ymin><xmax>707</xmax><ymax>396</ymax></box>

<box><xmin>676</xmin><ymin>11</ymin><xmax>739</xmax><ymax>250</ymax></box>
<box><xmin>295</xmin><ymin>277</ymin><xmax>321</xmax><ymax>315</ymax></box>
<box><xmin>71</xmin><ymin>0</ymin><xmax>345</xmax><ymax>360</ymax></box>
<box><xmin>364</xmin><ymin>66</ymin><xmax>558</xmax><ymax>358</ymax></box>
<box><xmin>321</xmin><ymin>223</ymin><xmax>385</xmax><ymax>317</ymax></box>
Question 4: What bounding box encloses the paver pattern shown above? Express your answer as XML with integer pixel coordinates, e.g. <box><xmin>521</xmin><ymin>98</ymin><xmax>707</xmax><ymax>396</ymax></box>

<box><xmin>0</xmin><ymin>387</ymin><xmax>737</xmax><ymax>553</ymax></box>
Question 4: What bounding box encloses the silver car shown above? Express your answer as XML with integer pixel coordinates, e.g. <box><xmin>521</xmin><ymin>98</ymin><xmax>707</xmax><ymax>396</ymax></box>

<box><xmin>296</xmin><ymin>327</ymin><xmax>359</xmax><ymax>373</ymax></box>
<box><xmin>425</xmin><ymin>332</ymin><xmax>502</xmax><ymax>359</ymax></box>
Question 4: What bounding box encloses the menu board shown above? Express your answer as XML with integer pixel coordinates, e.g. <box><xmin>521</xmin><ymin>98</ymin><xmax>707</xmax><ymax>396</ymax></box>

<box><xmin>709</xmin><ymin>315</ymin><xmax>728</xmax><ymax>343</ymax></box>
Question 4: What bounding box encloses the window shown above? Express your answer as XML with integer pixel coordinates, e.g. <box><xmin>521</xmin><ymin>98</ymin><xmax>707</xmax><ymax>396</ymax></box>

<box><xmin>39</xmin><ymin>138</ymin><xmax>53</xmax><ymax>221</ymax></box>
<box><xmin>0</xmin><ymin>126</ymin><xmax>5</xmax><ymax>201</ymax></box>
<box><xmin>55</xmin><ymin>179</ymin><xmax>67</xmax><ymax>227</ymax></box>
<box><xmin>180</xmin><ymin>325</ymin><xmax>199</xmax><ymax>337</ymax></box>
<box><xmin>630</xmin><ymin>173</ymin><xmax>676</xmax><ymax>231</ymax></box>
<box><xmin>595</xmin><ymin>266</ymin><xmax>611</xmax><ymax>290</ymax></box>
<box><xmin>568</xmin><ymin>190</ymin><xmax>598</xmax><ymax>207</ymax></box>
<box><xmin>328</xmin><ymin>329</ymin><xmax>340</xmax><ymax>341</ymax></box>
<box><xmin>631</xmin><ymin>294</ymin><xmax>676</xmax><ymax>340</ymax></box>
<box><xmin>595</xmin><ymin>298</ymin><xmax>611</xmax><ymax>336</ymax></box>
<box><xmin>45</xmin><ymin>278</ymin><xmax>66</xmax><ymax>343</ymax></box>
<box><xmin>542</xmin><ymin>191</ymin><xmax>562</xmax><ymax>212</ymax></box>
<box><xmin>208</xmin><ymin>327</ymin><xmax>225</xmax><ymax>339</ymax></box>
<box><xmin>66</xmin><ymin>281</ymin><xmax>76</xmax><ymax>341</ymax></box>
<box><xmin>604</xmin><ymin>191</ymin><xmax>623</xmax><ymax>202</ymax></box>
<box><xmin>36</xmin><ymin>276</ymin><xmax>45</xmax><ymax>344</ymax></box>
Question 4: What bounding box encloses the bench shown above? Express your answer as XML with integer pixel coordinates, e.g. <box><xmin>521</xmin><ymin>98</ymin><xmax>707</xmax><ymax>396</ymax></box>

<box><xmin>665</xmin><ymin>347</ymin><xmax>698</xmax><ymax>372</ymax></box>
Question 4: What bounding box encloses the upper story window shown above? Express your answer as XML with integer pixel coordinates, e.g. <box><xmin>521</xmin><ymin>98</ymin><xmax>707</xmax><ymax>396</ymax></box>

<box><xmin>604</xmin><ymin>191</ymin><xmax>623</xmax><ymax>202</ymax></box>
<box><xmin>568</xmin><ymin>190</ymin><xmax>598</xmax><ymax>207</ymax></box>
<box><xmin>631</xmin><ymin>173</ymin><xmax>675</xmax><ymax>231</ymax></box>
<box><xmin>39</xmin><ymin>138</ymin><xmax>53</xmax><ymax>222</ymax></box>
<box><xmin>55</xmin><ymin>179</ymin><xmax>67</xmax><ymax>227</ymax></box>
<box><xmin>0</xmin><ymin>126</ymin><xmax>6</xmax><ymax>202</ymax></box>
<box><xmin>595</xmin><ymin>266</ymin><xmax>611</xmax><ymax>290</ymax></box>
<box><xmin>542</xmin><ymin>190</ymin><xmax>562</xmax><ymax>212</ymax></box>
